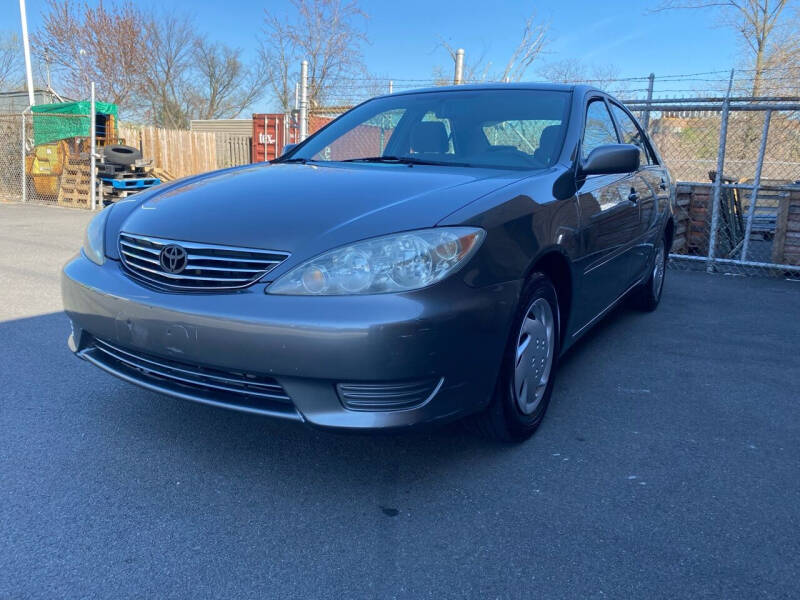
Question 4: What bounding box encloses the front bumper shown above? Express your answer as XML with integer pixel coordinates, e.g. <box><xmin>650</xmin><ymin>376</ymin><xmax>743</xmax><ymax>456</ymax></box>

<box><xmin>61</xmin><ymin>254</ymin><xmax>520</xmax><ymax>430</ymax></box>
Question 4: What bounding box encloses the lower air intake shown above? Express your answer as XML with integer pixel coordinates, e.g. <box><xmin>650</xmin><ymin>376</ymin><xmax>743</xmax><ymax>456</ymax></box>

<box><xmin>336</xmin><ymin>378</ymin><xmax>443</xmax><ymax>412</ymax></box>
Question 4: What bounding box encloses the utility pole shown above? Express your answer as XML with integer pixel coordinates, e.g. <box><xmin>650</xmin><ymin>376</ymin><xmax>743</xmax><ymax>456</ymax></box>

<box><xmin>19</xmin><ymin>0</ymin><xmax>35</xmax><ymax>106</ymax></box>
<box><xmin>299</xmin><ymin>60</ymin><xmax>308</xmax><ymax>141</ymax></box>
<box><xmin>454</xmin><ymin>49</ymin><xmax>465</xmax><ymax>85</ymax></box>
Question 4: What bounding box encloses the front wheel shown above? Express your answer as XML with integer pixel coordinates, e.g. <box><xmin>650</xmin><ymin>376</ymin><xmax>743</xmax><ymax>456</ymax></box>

<box><xmin>466</xmin><ymin>273</ymin><xmax>560</xmax><ymax>442</ymax></box>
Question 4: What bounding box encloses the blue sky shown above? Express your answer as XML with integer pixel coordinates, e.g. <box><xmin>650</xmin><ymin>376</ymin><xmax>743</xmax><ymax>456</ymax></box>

<box><xmin>5</xmin><ymin>0</ymin><xmax>739</xmax><ymax>105</ymax></box>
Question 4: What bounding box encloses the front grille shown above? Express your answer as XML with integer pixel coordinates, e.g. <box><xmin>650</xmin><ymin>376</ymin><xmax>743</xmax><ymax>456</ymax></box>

<box><xmin>119</xmin><ymin>232</ymin><xmax>289</xmax><ymax>291</ymax></box>
<box><xmin>88</xmin><ymin>337</ymin><xmax>292</xmax><ymax>405</ymax></box>
<box><xmin>337</xmin><ymin>378</ymin><xmax>443</xmax><ymax>411</ymax></box>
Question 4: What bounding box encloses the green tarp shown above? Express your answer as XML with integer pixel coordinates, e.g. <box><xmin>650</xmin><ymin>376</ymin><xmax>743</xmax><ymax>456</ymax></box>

<box><xmin>30</xmin><ymin>100</ymin><xmax>118</xmax><ymax>146</ymax></box>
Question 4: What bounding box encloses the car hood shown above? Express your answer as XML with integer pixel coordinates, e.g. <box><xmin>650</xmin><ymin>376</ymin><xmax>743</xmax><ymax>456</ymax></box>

<box><xmin>119</xmin><ymin>162</ymin><xmax>523</xmax><ymax>256</ymax></box>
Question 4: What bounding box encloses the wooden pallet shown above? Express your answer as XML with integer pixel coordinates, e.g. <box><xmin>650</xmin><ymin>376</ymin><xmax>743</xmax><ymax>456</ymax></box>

<box><xmin>772</xmin><ymin>190</ymin><xmax>800</xmax><ymax>267</ymax></box>
<box><xmin>57</xmin><ymin>163</ymin><xmax>92</xmax><ymax>209</ymax></box>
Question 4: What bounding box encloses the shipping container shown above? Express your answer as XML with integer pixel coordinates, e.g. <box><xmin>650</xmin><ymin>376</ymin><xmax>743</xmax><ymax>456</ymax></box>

<box><xmin>251</xmin><ymin>113</ymin><xmax>337</xmax><ymax>162</ymax></box>
<box><xmin>252</xmin><ymin>113</ymin><xmax>297</xmax><ymax>163</ymax></box>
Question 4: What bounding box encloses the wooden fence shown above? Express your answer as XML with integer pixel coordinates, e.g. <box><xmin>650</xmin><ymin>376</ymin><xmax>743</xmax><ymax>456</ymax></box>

<box><xmin>119</xmin><ymin>125</ymin><xmax>218</xmax><ymax>179</ymax></box>
<box><xmin>216</xmin><ymin>134</ymin><xmax>252</xmax><ymax>168</ymax></box>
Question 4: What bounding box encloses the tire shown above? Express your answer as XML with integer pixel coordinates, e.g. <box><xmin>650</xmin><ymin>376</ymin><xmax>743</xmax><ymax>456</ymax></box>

<box><xmin>631</xmin><ymin>231</ymin><xmax>667</xmax><ymax>312</ymax></box>
<box><xmin>465</xmin><ymin>273</ymin><xmax>560</xmax><ymax>442</ymax></box>
<box><xmin>102</xmin><ymin>144</ymin><xmax>142</xmax><ymax>166</ymax></box>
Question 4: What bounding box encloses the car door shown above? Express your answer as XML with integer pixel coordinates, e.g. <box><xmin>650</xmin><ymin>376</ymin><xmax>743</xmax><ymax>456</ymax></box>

<box><xmin>609</xmin><ymin>102</ymin><xmax>665</xmax><ymax>280</ymax></box>
<box><xmin>574</xmin><ymin>97</ymin><xmax>642</xmax><ymax>329</ymax></box>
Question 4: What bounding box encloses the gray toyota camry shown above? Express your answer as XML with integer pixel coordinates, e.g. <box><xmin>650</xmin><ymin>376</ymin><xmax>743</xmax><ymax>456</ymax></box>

<box><xmin>62</xmin><ymin>83</ymin><xmax>674</xmax><ymax>441</ymax></box>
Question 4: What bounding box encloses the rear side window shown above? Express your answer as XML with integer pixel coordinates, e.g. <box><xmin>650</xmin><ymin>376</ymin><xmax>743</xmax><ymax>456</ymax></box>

<box><xmin>610</xmin><ymin>104</ymin><xmax>652</xmax><ymax>165</ymax></box>
<box><xmin>583</xmin><ymin>101</ymin><xmax>618</xmax><ymax>158</ymax></box>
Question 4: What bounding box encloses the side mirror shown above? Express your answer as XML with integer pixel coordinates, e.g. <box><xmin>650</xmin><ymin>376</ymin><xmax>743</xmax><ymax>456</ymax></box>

<box><xmin>579</xmin><ymin>144</ymin><xmax>640</xmax><ymax>177</ymax></box>
<box><xmin>280</xmin><ymin>143</ymin><xmax>298</xmax><ymax>157</ymax></box>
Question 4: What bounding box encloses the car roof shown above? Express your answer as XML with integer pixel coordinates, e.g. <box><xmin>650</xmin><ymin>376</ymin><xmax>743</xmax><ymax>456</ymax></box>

<box><xmin>385</xmin><ymin>82</ymin><xmax>601</xmax><ymax>98</ymax></box>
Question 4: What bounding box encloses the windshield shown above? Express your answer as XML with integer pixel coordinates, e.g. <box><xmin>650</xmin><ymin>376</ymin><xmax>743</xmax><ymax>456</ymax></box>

<box><xmin>286</xmin><ymin>89</ymin><xmax>571</xmax><ymax>170</ymax></box>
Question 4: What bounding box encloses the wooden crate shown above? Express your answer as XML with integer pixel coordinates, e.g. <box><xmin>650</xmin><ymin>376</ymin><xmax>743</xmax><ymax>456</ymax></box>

<box><xmin>772</xmin><ymin>189</ymin><xmax>800</xmax><ymax>266</ymax></box>
<box><xmin>57</xmin><ymin>162</ymin><xmax>91</xmax><ymax>209</ymax></box>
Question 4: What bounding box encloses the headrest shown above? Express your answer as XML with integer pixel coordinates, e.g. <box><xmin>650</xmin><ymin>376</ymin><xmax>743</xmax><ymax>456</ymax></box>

<box><xmin>411</xmin><ymin>121</ymin><xmax>449</xmax><ymax>154</ymax></box>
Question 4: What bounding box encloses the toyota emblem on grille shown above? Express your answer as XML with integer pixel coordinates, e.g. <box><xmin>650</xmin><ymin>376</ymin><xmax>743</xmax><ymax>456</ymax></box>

<box><xmin>159</xmin><ymin>244</ymin><xmax>188</xmax><ymax>274</ymax></box>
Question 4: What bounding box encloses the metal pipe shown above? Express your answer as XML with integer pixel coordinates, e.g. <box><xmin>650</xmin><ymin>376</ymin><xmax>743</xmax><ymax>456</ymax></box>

<box><xmin>624</xmin><ymin>102</ymin><xmax>800</xmax><ymax>112</ymax></box>
<box><xmin>389</xmin><ymin>80</ymin><xmax>393</xmax><ymax>94</ymax></box>
<box><xmin>90</xmin><ymin>82</ymin><xmax>96</xmax><ymax>211</ymax></box>
<box><xmin>299</xmin><ymin>60</ymin><xmax>308</xmax><ymax>141</ymax></box>
<box><xmin>682</xmin><ymin>181</ymin><xmax>795</xmax><ymax>192</ymax></box>
<box><xmin>21</xmin><ymin>111</ymin><xmax>26</xmax><ymax>203</ymax></box>
<box><xmin>670</xmin><ymin>253</ymin><xmax>800</xmax><ymax>273</ymax></box>
<box><xmin>454</xmin><ymin>49</ymin><xmax>464</xmax><ymax>85</ymax></box>
<box><xmin>741</xmin><ymin>110</ymin><xmax>772</xmax><ymax>261</ymax></box>
<box><xmin>624</xmin><ymin>95</ymin><xmax>800</xmax><ymax>105</ymax></box>
<box><xmin>18</xmin><ymin>0</ymin><xmax>35</xmax><ymax>107</ymax></box>
<box><xmin>642</xmin><ymin>73</ymin><xmax>654</xmax><ymax>132</ymax></box>
<box><xmin>706</xmin><ymin>70</ymin><xmax>734</xmax><ymax>273</ymax></box>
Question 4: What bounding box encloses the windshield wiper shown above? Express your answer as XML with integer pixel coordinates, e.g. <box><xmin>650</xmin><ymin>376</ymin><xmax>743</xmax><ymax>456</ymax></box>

<box><xmin>342</xmin><ymin>156</ymin><xmax>472</xmax><ymax>167</ymax></box>
<box><xmin>274</xmin><ymin>157</ymin><xmax>311</xmax><ymax>164</ymax></box>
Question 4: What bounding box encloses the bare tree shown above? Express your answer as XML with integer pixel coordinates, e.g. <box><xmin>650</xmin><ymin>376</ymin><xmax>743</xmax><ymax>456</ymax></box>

<box><xmin>138</xmin><ymin>14</ymin><xmax>196</xmax><ymax>128</ymax></box>
<box><xmin>33</xmin><ymin>0</ymin><xmax>149</xmax><ymax>106</ymax></box>
<box><xmin>259</xmin><ymin>0</ymin><xmax>369</xmax><ymax>110</ymax></box>
<box><xmin>500</xmin><ymin>14</ymin><xmax>549</xmax><ymax>82</ymax></box>
<box><xmin>652</xmin><ymin>1</ymin><xmax>794</xmax><ymax>95</ymax></box>
<box><xmin>757</xmin><ymin>6</ymin><xmax>800</xmax><ymax>93</ymax></box>
<box><xmin>190</xmin><ymin>40</ymin><xmax>267</xmax><ymax>120</ymax></box>
<box><xmin>539</xmin><ymin>59</ymin><xmax>626</xmax><ymax>94</ymax></box>
<box><xmin>438</xmin><ymin>13</ymin><xmax>549</xmax><ymax>83</ymax></box>
<box><xmin>0</xmin><ymin>31</ymin><xmax>22</xmax><ymax>90</ymax></box>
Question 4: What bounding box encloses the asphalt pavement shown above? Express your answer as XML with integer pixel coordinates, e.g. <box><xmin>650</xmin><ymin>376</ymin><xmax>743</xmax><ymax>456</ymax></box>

<box><xmin>2</xmin><ymin>203</ymin><xmax>799</xmax><ymax>599</ymax></box>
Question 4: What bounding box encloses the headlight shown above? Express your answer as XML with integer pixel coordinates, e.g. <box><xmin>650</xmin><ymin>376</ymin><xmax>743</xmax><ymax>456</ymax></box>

<box><xmin>268</xmin><ymin>227</ymin><xmax>485</xmax><ymax>295</ymax></box>
<box><xmin>82</xmin><ymin>208</ymin><xmax>110</xmax><ymax>266</ymax></box>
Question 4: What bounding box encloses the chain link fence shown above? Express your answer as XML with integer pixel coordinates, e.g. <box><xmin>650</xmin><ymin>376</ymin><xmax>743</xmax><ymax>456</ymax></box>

<box><xmin>0</xmin><ymin>111</ymin><xmax>94</xmax><ymax>209</ymax></box>
<box><xmin>628</xmin><ymin>99</ymin><xmax>800</xmax><ymax>277</ymax></box>
<box><xmin>0</xmin><ymin>114</ymin><xmax>25</xmax><ymax>205</ymax></box>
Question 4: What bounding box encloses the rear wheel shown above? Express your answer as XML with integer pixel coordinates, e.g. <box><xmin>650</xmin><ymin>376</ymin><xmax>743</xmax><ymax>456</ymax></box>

<box><xmin>631</xmin><ymin>232</ymin><xmax>667</xmax><ymax>312</ymax></box>
<box><xmin>466</xmin><ymin>273</ymin><xmax>560</xmax><ymax>442</ymax></box>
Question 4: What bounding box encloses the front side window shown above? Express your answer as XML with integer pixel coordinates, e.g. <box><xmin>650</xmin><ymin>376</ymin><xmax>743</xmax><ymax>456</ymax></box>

<box><xmin>610</xmin><ymin>103</ymin><xmax>651</xmax><ymax>166</ymax></box>
<box><xmin>582</xmin><ymin>100</ymin><xmax>618</xmax><ymax>158</ymax></box>
<box><xmin>290</xmin><ymin>89</ymin><xmax>571</xmax><ymax>170</ymax></box>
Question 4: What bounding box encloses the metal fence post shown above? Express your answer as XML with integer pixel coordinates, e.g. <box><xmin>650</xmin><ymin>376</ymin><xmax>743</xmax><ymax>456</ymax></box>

<box><xmin>299</xmin><ymin>60</ymin><xmax>308</xmax><ymax>141</ymax></box>
<box><xmin>21</xmin><ymin>111</ymin><xmax>27</xmax><ymax>204</ymax></box>
<box><xmin>741</xmin><ymin>109</ymin><xmax>771</xmax><ymax>261</ymax></box>
<box><xmin>90</xmin><ymin>81</ymin><xmax>96</xmax><ymax>211</ymax></box>
<box><xmin>706</xmin><ymin>70</ymin><xmax>734</xmax><ymax>272</ymax></box>
<box><xmin>454</xmin><ymin>49</ymin><xmax>464</xmax><ymax>85</ymax></box>
<box><xmin>642</xmin><ymin>73</ymin><xmax>655</xmax><ymax>133</ymax></box>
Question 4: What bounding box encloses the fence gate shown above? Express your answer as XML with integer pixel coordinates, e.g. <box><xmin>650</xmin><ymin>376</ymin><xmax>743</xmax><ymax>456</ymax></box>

<box><xmin>627</xmin><ymin>97</ymin><xmax>800</xmax><ymax>277</ymax></box>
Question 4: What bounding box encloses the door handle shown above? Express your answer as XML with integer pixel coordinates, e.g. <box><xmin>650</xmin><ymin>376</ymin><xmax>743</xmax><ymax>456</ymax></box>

<box><xmin>659</xmin><ymin>178</ymin><xmax>667</xmax><ymax>191</ymax></box>
<box><xmin>628</xmin><ymin>190</ymin><xmax>639</xmax><ymax>204</ymax></box>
